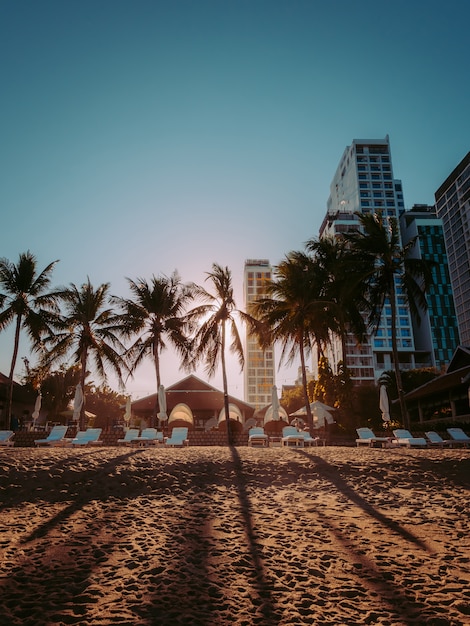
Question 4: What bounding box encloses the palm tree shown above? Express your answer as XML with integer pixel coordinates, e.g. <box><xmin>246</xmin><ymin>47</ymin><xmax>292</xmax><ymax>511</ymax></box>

<box><xmin>186</xmin><ymin>264</ymin><xmax>249</xmax><ymax>444</ymax></box>
<box><xmin>0</xmin><ymin>251</ymin><xmax>59</xmax><ymax>428</ymax></box>
<box><xmin>343</xmin><ymin>211</ymin><xmax>432</xmax><ymax>429</ymax></box>
<box><xmin>306</xmin><ymin>236</ymin><xmax>367</xmax><ymax>361</ymax></box>
<box><xmin>249</xmin><ymin>251</ymin><xmax>339</xmax><ymax>434</ymax></box>
<box><xmin>43</xmin><ymin>279</ymin><xmax>128</xmax><ymax>431</ymax></box>
<box><xmin>112</xmin><ymin>272</ymin><xmax>193</xmax><ymax>425</ymax></box>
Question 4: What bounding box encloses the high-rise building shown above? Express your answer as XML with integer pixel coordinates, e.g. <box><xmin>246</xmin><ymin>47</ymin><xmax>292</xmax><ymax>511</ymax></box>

<box><xmin>244</xmin><ymin>259</ymin><xmax>275</xmax><ymax>407</ymax></box>
<box><xmin>435</xmin><ymin>152</ymin><xmax>470</xmax><ymax>345</ymax></box>
<box><xmin>400</xmin><ymin>204</ymin><xmax>460</xmax><ymax>371</ymax></box>
<box><xmin>319</xmin><ymin>137</ymin><xmax>432</xmax><ymax>384</ymax></box>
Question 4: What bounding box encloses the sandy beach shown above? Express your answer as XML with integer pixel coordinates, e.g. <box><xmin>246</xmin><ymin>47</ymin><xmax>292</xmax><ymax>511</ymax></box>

<box><xmin>0</xmin><ymin>446</ymin><xmax>469</xmax><ymax>626</ymax></box>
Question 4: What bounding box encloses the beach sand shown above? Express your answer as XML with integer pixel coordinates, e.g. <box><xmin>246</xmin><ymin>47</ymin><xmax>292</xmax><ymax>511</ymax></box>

<box><xmin>0</xmin><ymin>446</ymin><xmax>469</xmax><ymax>626</ymax></box>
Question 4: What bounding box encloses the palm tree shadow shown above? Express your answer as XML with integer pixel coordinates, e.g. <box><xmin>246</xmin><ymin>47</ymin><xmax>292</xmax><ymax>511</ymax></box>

<box><xmin>229</xmin><ymin>444</ymin><xmax>282</xmax><ymax>625</ymax></box>
<box><xmin>296</xmin><ymin>449</ymin><xmax>430</xmax><ymax>551</ymax></box>
<box><xmin>21</xmin><ymin>449</ymin><xmax>142</xmax><ymax>543</ymax></box>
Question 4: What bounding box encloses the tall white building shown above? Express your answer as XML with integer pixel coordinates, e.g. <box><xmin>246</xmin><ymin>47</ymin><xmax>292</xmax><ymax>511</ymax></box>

<box><xmin>244</xmin><ymin>259</ymin><xmax>275</xmax><ymax>407</ymax></box>
<box><xmin>319</xmin><ymin>137</ymin><xmax>432</xmax><ymax>384</ymax></box>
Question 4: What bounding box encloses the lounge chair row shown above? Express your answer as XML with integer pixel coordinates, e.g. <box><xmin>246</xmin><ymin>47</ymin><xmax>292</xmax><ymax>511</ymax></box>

<box><xmin>1</xmin><ymin>425</ymin><xmax>468</xmax><ymax>449</ymax></box>
<box><xmin>31</xmin><ymin>425</ymin><xmax>189</xmax><ymax>447</ymax></box>
<box><xmin>34</xmin><ymin>426</ymin><xmax>103</xmax><ymax>447</ymax></box>
<box><xmin>248</xmin><ymin>426</ymin><xmax>320</xmax><ymax>448</ymax></box>
<box><xmin>117</xmin><ymin>427</ymin><xmax>189</xmax><ymax>447</ymax></box>
<box><xmin>356</xmin><ymin>427</ymin><xmax>470</xmax><ymax>448</ymax></box>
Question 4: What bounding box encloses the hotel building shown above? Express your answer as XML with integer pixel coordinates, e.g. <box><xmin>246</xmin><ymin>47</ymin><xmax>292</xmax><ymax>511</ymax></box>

<box><xmin>243</xmin><ymin>259</ymin><xmax>275</xmax><ymax>407</ymax></box>
<box><xmin>319</xmin><ymin>136</ymin><xmax>433</xmax><ymax>383</ymax></box>
<box><xmin>400</xmin><ymin>204</ymin><xmax>460</xmax><ymax>371</ymax></box>
<box><xmin>435</xmin><ymin>151</ymin><xmax>470</xmax><ymax>345</ymax></box>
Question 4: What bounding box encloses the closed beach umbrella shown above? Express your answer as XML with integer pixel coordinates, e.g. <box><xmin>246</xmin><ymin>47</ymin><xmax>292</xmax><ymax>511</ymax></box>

<box><xmin>32</xmin><ymin>392</ymin><xmax>42</xmax><ymax>425</ymax></box>
<box><xmin>157</xmin><ymin>385</ymin><xmax>168</xmax><ymax>422</ymax></box>
<box><xmin>73</xmin><ymin>384</ymin><xmax>83</xmax><ymax>422</ymax></box>
<box><xmin>271</xmin><ymin>385</ymin><xmax>280</xmax><ymax>421</ymax></box>
<box><xmin>124</xmin><ymin>396</ymin><xmax>132</xmax><ymax>426</ymax></box>
<box><xmin>379</xmin><ymin>385</ymin><xmax>391</xmax><ymax>423</ymax></box>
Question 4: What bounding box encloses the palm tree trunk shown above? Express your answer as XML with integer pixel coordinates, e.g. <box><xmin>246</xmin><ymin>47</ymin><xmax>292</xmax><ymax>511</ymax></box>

<box><xmin>153</xmin><ymin>339</ymin><xmax>161</xmax><ymax>429</ymax></box>
<box><xmin>221</xmin><ymin>320</ymin><xmax>232</xmax><ymax>446</ymax></box>
<box><xmin>79</xmin><ymin>348</ymin><xmax>87</xmax><ymax>432</ymax></box>
<box><xmin>390</xmin><ymin>283</ymin><xmax>409</xmax><ymax>430</ymax></box>
<box><xmin>299</xmin><ymin>330</ymin><xmax>314</xmax><ymax>435</ymax></box>
<box><xmin>6</xmin><ymin>315</ymin><xmax>22</xmax><ymax>430</ymax></box>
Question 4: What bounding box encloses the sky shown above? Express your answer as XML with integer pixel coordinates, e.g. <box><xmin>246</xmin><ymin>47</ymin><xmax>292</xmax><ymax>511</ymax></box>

<box><xmin>1</xmin><ymin>0</ymin><xmax>469</xmax><ymax>401</ymax></box>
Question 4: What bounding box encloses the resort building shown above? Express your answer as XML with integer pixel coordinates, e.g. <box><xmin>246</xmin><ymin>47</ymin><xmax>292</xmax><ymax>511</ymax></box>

<box><xmin>243</xmin><ymin>259</ymin><xmax>275</xmax><ymax>408</ymax></box>
<box><xmin>130</xmin><ymin>375</ymin><xmax>255</xmax><ymax>433</ymax></box>
<box><xmin>404</xmin><ymin>346</ymin><xmax>470</xmax><ymax>426</ymax></box>
<box><xmin>400</xmin><ymin>204</ymin><xmax>460</xmax><ymax>371</ymax></box>
<box><xmin>318</xmin><ymin>136</ymin><xmax>433</xmax><ymax>384</ymax></box>
<box><xmin>435</xmin><ymin>151</ymin><xmax>470</xmax><ymax>345</ymax></box>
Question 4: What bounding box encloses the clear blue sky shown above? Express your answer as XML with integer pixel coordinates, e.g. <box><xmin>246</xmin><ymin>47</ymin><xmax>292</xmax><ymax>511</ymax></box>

<box><xmin>1</xmin><ymin>0</ymin><xmax>468</xmax><ymax>400</ymax></box>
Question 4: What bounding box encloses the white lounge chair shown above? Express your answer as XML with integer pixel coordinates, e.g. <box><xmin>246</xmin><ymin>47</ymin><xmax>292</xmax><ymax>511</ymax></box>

<box><xmin>281</xmin><ymin>426</ymin><xmax>305</xmax><ymax>447</ymax></box>
<box><xmin>35</xmin><ymin>425</ymin><xmax>69</xmax><ymax>447</ymax></box>
<box><xmin>446</xmin><ymin>428</ymin><xmax>470</xmax><ymax>448</ymax></box>
<box><xmin>0</xmin><ymin>430</ymin><xmax>15</xmax><ymax>447</ymax></box>
<box><xmin>425</xmin><ymin>431</ymin><xmax>453</xmax><ymax>447</ymax></box>
<box><xmin>117</xmin><ymin>428</ymin><xmax>140</xmax><ymax>445</ymax></box>
<box><xmin>298</xmin><ymin>431</ymin><xmax>319</xmax><ymax>447</ymax></box>
<box><xmin>131</xmin><ymin>428</ymin><xmax>163</xmax><ymax>446</ymax></box>
<box><xmin>392</xmin><ymin>429</ymin><xmax>427</xmax><ymax>448</ymax></box>
<box><xmin>248</xmin><ymin>427</ymin><xmax>269</xmax><ymax>447</ymax></box>
<box><xmin>164</xmin><ymin>427</ymin><xmax>189</xmax><ymax>447</ymax></box>
<box><xmin>356</xmin><ymin>427</ymin><xmax>392</xmax><ymax>448</ymax></box>
<box><xmin>70</xmin><ymin>428</ymin><xmax>103</xmax><ymax>446</ymax></box>
<box><xmin>141</xmin><ymin>428</ymin><xmax>163</xmax><ymax>442</ymax></box>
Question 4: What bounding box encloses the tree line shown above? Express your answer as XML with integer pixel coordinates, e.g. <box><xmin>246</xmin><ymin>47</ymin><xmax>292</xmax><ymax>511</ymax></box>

<box><xmin>0</xmin><ymin>210</ymin><xmax>432</xmax><ymax>435</ymax></box>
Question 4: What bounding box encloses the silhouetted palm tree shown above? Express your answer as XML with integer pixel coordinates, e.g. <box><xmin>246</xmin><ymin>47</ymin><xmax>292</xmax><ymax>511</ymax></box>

<box><xmin>43</xmin><ymin>279</ymin><xmax>127</xmax><ymax>430</ymax></box>
<box><xmin>113</xmin><ymin>272</ymin><xmax>193</xmax><ymax>425</ymax></box>
<box><xmin>187</xmin><ymin>264</ymin><xmax>249</xmax><ymax>444</ymax></box>
<box><xmin>306</xmin><ymin>236</ymin><xmax>367</xmax><ymax>360</ymax></box>
<box><xmin>0</xmin><ymin>251</ymin><xmax>59</xmax><ymax>428</ymax></box>
<box><xmin>249</xmin><ymin>251</ymin><xmax>338</xmax><ymax>434</ymax></box>
<box><xmin>343</xmin><ymin>211</ymin><xmax>432</xmax><ymax>428</ymax></box>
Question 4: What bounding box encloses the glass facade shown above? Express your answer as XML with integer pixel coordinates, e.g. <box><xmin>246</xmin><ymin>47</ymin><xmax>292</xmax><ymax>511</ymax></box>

<box><xmin>435</xmin><ymin>152</ymin><xmax>470</xmax><ymax>346</ymax></box>
<box><xmin>401</xmin><ymin>206</ymin><xmax>460</xmax><ymax>371</ymax></box>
